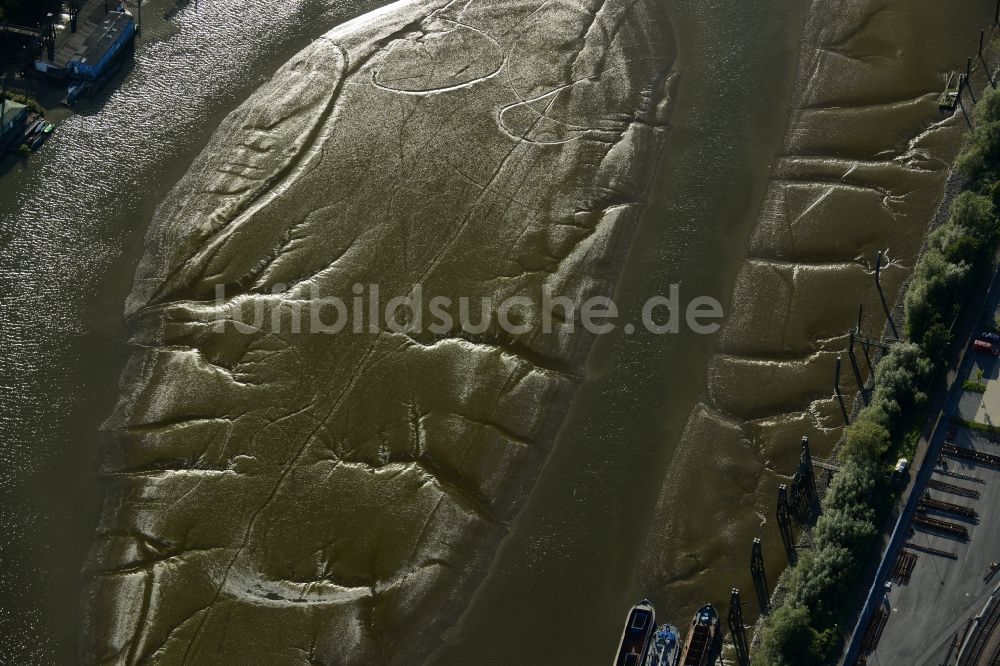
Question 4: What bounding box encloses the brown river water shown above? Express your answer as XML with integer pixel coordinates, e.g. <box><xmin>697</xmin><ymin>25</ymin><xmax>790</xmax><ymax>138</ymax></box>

<box><xmin>0</xmin><ymin>0</ymin><xmax>994</xmax><ymax>663</ymax></box>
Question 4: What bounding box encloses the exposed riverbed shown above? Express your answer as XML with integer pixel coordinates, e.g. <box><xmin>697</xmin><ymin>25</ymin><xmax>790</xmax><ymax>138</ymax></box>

<box><xmin>638</xmin><ymin>0</ymin><xmax>999</xmax><ymax>646</ymax></box>
<box><xmin>0</xmin><ymin>0</ymin><xmax>995</xmax><ymax>663</ymax></box>
<box><xmin>0</xmin><ymin>1</ymin><xmax>391</xmax><ymax>661</ymax></box>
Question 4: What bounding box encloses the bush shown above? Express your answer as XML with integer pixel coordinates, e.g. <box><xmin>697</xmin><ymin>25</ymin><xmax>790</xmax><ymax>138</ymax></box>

<box><xmin>905</xmin><ymin>191</ymin><xmax>999</xmax><ymax>346</ymax></box>
<box><xmin>951</xmin><ymin>415</ymin><xmax>1000</xmax><ymax>435</ymax></box>
<box><xmin>841</xmin><ymin>419</ymin><xmax>891</xmax><ymax>462</ymax></box>
<box><xmin>922</xmin><ymin>322</ymin><xmax>954</xmax><ymax>366</ymax></box>
<box><xmin>753</xmin><ymin>604</ymin><xmax>839</xmax><ymax>666</ymax></box>
<box><xmin>904</xmin><ymin>250</ymin><xmax>967</xmax><ymax>343</ymax></box>
<box><xmin>937</xmin><ymin>192</ymin><xmax>998</xmax><ymax>271</ymax></box>
<box><xmin>958</xmin><ymin>115</ymin><xmax>1000</xmax><ymax>190</ymax></box>
<box><xmin>868</xmin><ymin>342</ymin><xmax>933</xmax><ymax>424</ymax></box>
<box><xmin>793</xmin><ymin>463</ymin><xmax>878</xmax><ymax>615</ymax></box>
<box><xmin>2</xmin><ymin>93</ymin><xmax>43</xmax><ymax>116</ymax></box>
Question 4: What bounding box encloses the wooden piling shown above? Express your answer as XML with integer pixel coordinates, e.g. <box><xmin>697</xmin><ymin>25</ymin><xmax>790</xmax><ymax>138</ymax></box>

<box><xmin>751</xmin><ymin>538</ymin><xmax>770</xmax><ymax>616</ymax></box>
<box><xmin>777</xmin><ymin>485</ymin><xmax>796</xmax><ymax>564</ymax></box>
<box><xmin>835</xmin><ymin>355</ymin><xmax>850</xmax><ymax>425</ymax></box>
<box><xmin>874</xmin><ymin>251</ymin><xmax>899</xmax><ymax>339</ymax></box>
<box><xmin>45</xmin><ymin>13</ymin><xmax>54</xmax><ymax>62</ymax></box>
<box><xmin>728</xmin><ymin>588</ymin><xmax>750</xmax><ymax>666</ymax></box>
<box><xmin>981</xmin><ymin>30</ymin><xmax>996</xmax><ymax>89</ymax></box>
<box><xmin>968</xmin><ymin>57</ymin><xmax>979</xmax><ymax>104</ymax></box>
<box><xmin>960</xmin><ymin>94</ymin><xmax>975</xmax><ymax>130</ymax></box>
<box><xmin>848</xmin><ymin>331</ymin><xmax>867</xmax><ymax>403</ymax></box>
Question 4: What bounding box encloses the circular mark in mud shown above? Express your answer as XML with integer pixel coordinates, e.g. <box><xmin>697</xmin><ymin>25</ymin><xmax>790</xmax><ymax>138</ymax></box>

<box><xmin>371</xmin><ymin>18</ymin><xmax>505</xmax><ymax>95</ymax></box>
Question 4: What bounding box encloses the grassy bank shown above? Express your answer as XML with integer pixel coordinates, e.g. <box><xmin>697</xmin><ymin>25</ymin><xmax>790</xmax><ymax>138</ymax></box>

<box><xmin>2</xmin><ymin>91</ymin><xmax>43</xmax><ymax>115</ymax></box>
<box><xmin>752</xmin><ymin>89</ymin><xmax>1000</xmax><ymax>665</ymax></box>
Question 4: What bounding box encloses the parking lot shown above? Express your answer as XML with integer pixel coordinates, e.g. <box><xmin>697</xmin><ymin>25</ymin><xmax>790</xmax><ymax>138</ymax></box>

<box><xmin>868</xmin><ymin>316</ymin><xmax>1000</xmax><ymax>665</ymax></box>
<box><xmin>870</xmin><ymin>426</ymin><xmax>1000</xmax><ymax>665</ymax></box>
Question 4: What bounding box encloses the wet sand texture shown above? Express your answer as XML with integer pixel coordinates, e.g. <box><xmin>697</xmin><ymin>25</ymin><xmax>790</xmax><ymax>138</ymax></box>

<box><xmin>83</xmin><ymin>0</ymin><xmax>677</xmax><ymax>663</ymax></box>
<box><xmin>640</xmin><ymin>0</ymin><xmax>984</xmax><ymax>616</ymax></box>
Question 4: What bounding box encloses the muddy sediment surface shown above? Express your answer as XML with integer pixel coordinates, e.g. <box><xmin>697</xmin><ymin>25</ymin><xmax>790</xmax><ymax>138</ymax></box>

<box><xmin>640</xmin><ymin>0</ymin><xmax>996</xmax><ymax>624</ymax></box>
<box><xmin>84</xmin><ymin>1</ymin><xmax>677</xmax><ymax>662</ymax></box>
<box><xmin>16</xmin><ymin>0</ymin><xmax>992</xmax><ymax>661</ymax></box>
<box><xmin>0</xmin><ymin>1</ymin><xmax>401</xmax><ymax>662</ymax></box>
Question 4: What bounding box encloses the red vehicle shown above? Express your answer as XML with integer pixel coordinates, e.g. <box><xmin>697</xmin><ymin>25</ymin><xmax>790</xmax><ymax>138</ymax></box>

<box><xmin>973</xmin><ymin>339</ymin><xmax>1000</xmax><ymax>356</ymax></box>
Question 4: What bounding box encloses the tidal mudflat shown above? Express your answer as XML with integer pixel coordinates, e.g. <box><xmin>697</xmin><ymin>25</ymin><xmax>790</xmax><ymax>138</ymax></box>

<box><xmin>0</xmin><ymin>0</ymin><xmax>394</xmax><ymax>663</ymax></box>
<box><xmin>640</xmin><ymin>0</ymin><xmax>997</xmax><ymax>627</ymax></box>
<box><xmin>3</xmin><ymin>0</ymin><xmax>991</xmax><ymax>662</ymax></box>
<box><xmin>84</xmin><ymin>1</ymin><xmax>677</xmax><ymax>662</ymax></box>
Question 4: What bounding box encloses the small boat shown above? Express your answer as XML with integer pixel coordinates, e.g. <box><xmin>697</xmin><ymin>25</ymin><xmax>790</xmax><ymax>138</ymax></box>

<box><xmin>614</xmin><ymin>599</ymin><xmax>657</xmax><ymax>666</ymax></box>
<box><xmin>61</xmin><ymin>83</ymin><xmax>86</xmax><ymax>108</ymax></box>
<box><xmin>678</xmin><ymin>604</ymin><xmax>718</xmax><ymax>666</ymax></box>
<box><xmin>29</xmin><ymin>133</ymin><xmax>47</xmax><ymax>151</ymax></box>
<box><xmin>644</xmin><ymin>624</ymin><xmax>681</xmax><ymax>666</ymax></box>
<box><xmin>24</xmin><ymin>118</ymin><xmax>45</xmax><ymax>138</ymax></box>
<box><xmin>42</xmin><ymin>123</ymin><xmax>55</xmax><ymax>135</ymax></box>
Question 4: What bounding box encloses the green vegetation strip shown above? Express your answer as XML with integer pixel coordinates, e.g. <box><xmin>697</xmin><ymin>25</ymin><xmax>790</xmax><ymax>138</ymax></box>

<box><xmin>963</xmin><ymin>380</ymin><xmax>988</xmax><ymax>393</ymax></box>
<box><xmin>5</xmin><ymin>93</ymin><xmax>43</xmax><ymax>116</ymax></box>
<box><xmin>754</xmin><ymin>89</ymin><xmax>1000</xmax><ymax>665</ymax></box>
<box><xmin>950</xmin><ymin>414</ymin><xmax>1000</xmax><ymax>435</ymax></box>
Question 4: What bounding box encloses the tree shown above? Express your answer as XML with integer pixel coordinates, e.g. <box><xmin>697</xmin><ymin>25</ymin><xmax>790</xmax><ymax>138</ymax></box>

<box><xmin>754</xmin><ymin>603</ymin><xmax>841</xmax><ymax>666</ymax></box>
<box><xmin>823</xmin><ymin>461</ymin><xmax>878</xmax><ymax>514</ymax></box>
<box><xmin>841</xmin><ymin>419</ymin><xmax>891</xmax><ymax>463</ymax></box>
<box><xmin>947</xmin><ymin>192</ymin><xmax>998</xmax><ymax>262</ymax></box>
<box><xmin>870</xmin><ymin>342</ymin><xmax>933</xmax><ymax>423</ymax></box>
<box><xmin>922</xmin><ymin>322</ymin><xmax>953</xmax><ymax>367</ymax></box>
<box><xmin>974</xmin><ymin>87</ymin><xmax>1000</xmax><ymax>125</ymax></box>
<box><xmin>904</xmin><ymin>248</ymin><xmax>967</xmax><ymax>343</ymax></box>
<box><xmin>754</xmin><ymin>604</ymin><xmax>818</xmax><ymax>666</ymax></box>
<box><xmin>929</xmin><ymin>192</ymin><xmax>997</xmax><ymax>264</ymax></box>
<box><xmin>958</xmin><ymin>118</ymin><xmax>1000</xmax><ymax>188</ymax></box>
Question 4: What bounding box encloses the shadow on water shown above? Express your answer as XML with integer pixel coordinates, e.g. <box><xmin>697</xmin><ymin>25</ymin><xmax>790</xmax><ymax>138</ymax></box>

<box><xmin>0</xmin><ymin>153</ymin><xmax>28</xmax><ymax>178</ymax></box>
<box><xmin>163</xmin><ymin>0</ymin><xmax>195</xmax><ymax>22</ymax></box>
<box><xmin>72</xmin><ymin>46</ymin><xmax>139</xmax><ymax>118</ymax></box>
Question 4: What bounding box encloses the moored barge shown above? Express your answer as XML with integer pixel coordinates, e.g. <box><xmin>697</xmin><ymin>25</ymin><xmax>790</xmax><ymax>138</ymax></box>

<box><xmin>645</xmin><ymin>623</ymin><xmax>681</xmax><ymax>666</ymax></box>
<box><xmin>678</xmin><ymin>604</ymin><xmax>718</xmax><ymax>666</ymax></box>
<box><xmin>613</xmin><ymin>600</ymin><xmax>657</xmax><ymax>666</ymax></box>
